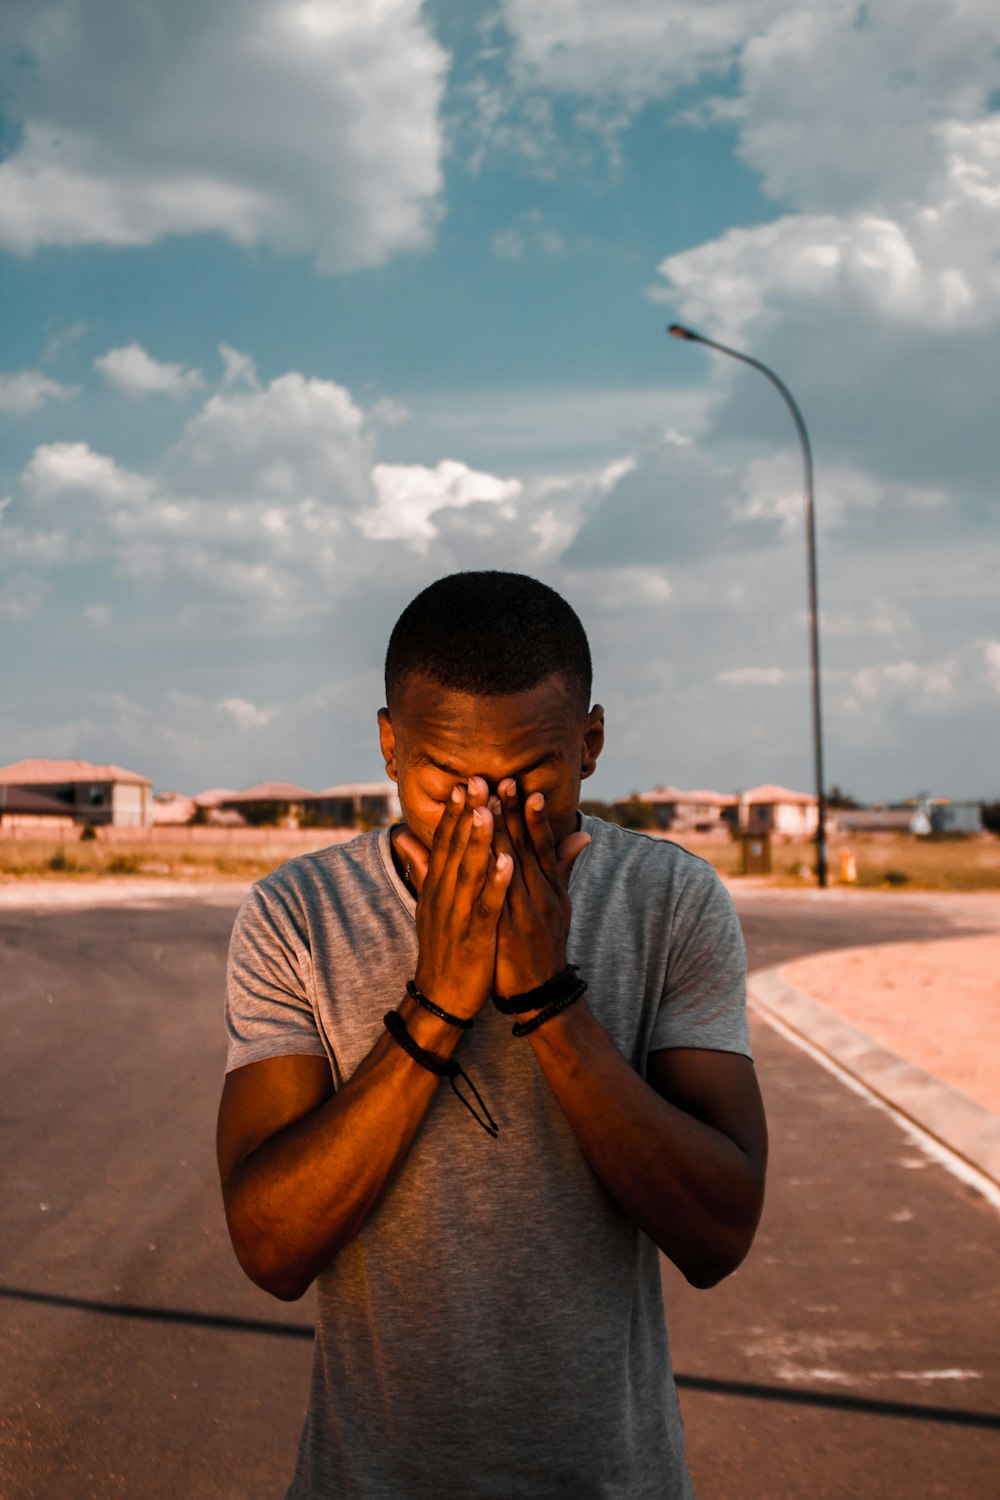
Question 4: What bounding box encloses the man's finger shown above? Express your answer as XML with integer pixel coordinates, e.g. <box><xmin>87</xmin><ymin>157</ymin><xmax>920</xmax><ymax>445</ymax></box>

<box><xmin>427</xmin><ymin>781</ymin><xmax>467</xmax><ymax>884</ymax></box>
<box><xmin>393</xmin><ymin>829</ymin><xmax>430</xmax><ymax>895</ymax></box>
<box><xmin>490</xmin><ymin>792</ymin><xmax>527</xmax><ymax>908</ymax></box>
<box><xmin>523</xmin><ymin>791</ymin><xmax>560</xmax><ymax>885</ymax></box>
<box><xmin>471</xmin><ymin>848</ymin><xmax>514</xmax><ymax>927</ymax></box>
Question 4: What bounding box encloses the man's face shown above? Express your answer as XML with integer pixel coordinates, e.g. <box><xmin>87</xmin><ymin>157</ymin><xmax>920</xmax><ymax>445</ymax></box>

<box><xmin>378</xmin><ymin>671</ymin><xmax>604</xmax><ymax>849</ymax></box>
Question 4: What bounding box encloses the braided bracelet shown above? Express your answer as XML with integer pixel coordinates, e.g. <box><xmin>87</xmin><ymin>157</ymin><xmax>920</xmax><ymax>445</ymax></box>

<box><xmin>492</xmin><ymin>963</ymin><xmax>582</xmax><ymax>1016</ymax></box>
<box><xmin>405</xmin><ymin>979</ymin><xmax>474</xmax><ymax>1030</ymax></box>
<box><xmin>383</xmin><ymin>1009</ymin><xmax>498</xmax><ymax>1138</ymax></box>
<box><xmin>511</xmin><ymin>977</ymin><xmax>588</xmax><ymax>1037</ymax></box>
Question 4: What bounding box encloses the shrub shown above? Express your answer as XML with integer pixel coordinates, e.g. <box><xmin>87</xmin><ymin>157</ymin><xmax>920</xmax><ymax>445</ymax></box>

<box><xmin>80</xmin><ymin>823</ymin><xmax>98</xmax><ymax>842</ymax></box>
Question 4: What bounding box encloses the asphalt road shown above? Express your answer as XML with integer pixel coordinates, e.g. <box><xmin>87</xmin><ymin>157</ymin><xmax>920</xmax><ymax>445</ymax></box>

<box><xmin>1</xmin><ymin>883</ymin><xmax>998</xmax><ymax>1499</ymax></box>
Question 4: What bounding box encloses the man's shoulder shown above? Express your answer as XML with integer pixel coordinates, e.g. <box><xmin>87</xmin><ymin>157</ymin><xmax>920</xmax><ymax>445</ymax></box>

<box><xmin>243</xmin><ymin>829</ymin><xmax>392</xmax><ymax>923</ymax></box>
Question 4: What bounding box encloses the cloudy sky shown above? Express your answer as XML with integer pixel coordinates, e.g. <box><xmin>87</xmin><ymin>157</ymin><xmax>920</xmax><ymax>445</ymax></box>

<box><xmin>2</xmin><ymin>0</ymin><xmax>998</xmax><ymax>803</ymax></box>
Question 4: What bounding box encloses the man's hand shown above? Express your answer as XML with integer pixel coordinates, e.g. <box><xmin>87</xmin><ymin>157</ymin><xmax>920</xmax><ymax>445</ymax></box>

<box><xmin>394</xmin><ymin>778</ymin><xmax>512</xmax><ymax>1020</ymax></box>
<box><xmin>490</xmin><ymin>779</ymin><xmax>591</xmax><ymax>1000</ymax></box>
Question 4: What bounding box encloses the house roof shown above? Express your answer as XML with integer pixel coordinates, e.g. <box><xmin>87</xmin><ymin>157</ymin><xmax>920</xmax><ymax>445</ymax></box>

<box><xmin>0</xmin><ymin>785</ymin><xmax>77</xmax><ymax>815</ymax></box>
<box><xmin>193</xmin><ymin>787</ymin><xmax>240</xmax><ymax>807</ymax></box>
<box><xmin>741</xmin><ymin>783</ymin><xmax>817</xmax><ymax>805</ymax></box>
<box><xmin>0</xmin><ymin>757</ymin><xmax>152</xmax><ymax>786</ymax></box>
<box><xmin>220</xmin><ymin>781</ymin><xmax>315</xmax><ymax>803</ymax></box>
<box><xmin>311</xmin><ymin>781</ymin><xmax>399</xmax><ymax>799</ymax></box>
<box><xmin>623</xmin><ymin>786</ymin><xmax>737</xmax><ymax>807</ymax></box>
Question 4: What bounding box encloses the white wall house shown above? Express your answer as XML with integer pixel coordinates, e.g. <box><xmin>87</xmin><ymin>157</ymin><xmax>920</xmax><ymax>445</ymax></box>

<box><xmin>737</xmin><ymin>784</ymin><xmax>818</xmax><ymax>837</ymax></box>
<box><xmin>0</xmin><ymin>759</ymin><xmax>153</xmax><ymax>827</ymax></box>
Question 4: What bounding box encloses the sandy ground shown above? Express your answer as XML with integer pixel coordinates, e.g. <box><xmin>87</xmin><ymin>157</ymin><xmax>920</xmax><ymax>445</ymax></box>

<box><xmin>783</xmin><ymin>933</ymin><xmax>1000</xmax><ymax>1114</ymax></box>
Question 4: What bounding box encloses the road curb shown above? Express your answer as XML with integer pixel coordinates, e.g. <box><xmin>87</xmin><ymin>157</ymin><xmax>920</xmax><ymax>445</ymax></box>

<box><xmin>748</xmin><ymin>964</ymin><xmax>1000</xmax><ymax>1189</ymax></box>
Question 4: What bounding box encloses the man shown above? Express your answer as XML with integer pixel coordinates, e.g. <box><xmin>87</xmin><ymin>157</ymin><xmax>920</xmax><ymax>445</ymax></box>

<box><xmin>218</xmin><ymin>570</ymin><xmax>767</xmax><ymax>1499</ymax></box>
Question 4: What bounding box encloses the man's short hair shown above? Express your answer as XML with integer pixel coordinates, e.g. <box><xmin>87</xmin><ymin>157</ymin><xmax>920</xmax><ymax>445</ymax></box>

<box><xmin>385</xmin><ymin>570</ymin><xmax>592</xmax><ymax>714</ymax></box>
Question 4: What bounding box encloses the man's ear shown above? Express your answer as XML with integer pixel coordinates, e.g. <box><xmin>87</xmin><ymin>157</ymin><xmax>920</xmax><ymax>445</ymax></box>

<box><xmin>377</xmin><ymin>708</ymin><xmax>398</xmax><ymax>782</ymax></box>
<box><xmin>580</xmin><ymin>703</ymin><xmax>605</xmax><ymax>781</ymax></box>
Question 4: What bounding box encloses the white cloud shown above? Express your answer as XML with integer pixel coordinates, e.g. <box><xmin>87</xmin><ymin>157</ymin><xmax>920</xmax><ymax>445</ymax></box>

<box><xmin>94</xmin><ymin>343</ymin><xmax>205</xmax><ymax>399</ymax></box>
<box><xmin>0</xmin><ymin>0</ymin><xmax>447</xmax><ymax>271</ymax></box>
<box><xmin>218</xmin><ymin>345</ymin><xmax>260</xmax><ymax>391</ymax></box>
<box><xmin>83</xmin><ymin>603</ymin><xmax>113</xmax><ymax>628</ymax></box>
<box><xmin>0</xmin><ymin>574</ymin><xmax>49</xmax><ymax>621</ymax></box>
<box><xmin>984</xmin><ymin>642</ymin><xmax>1000</xmax><ymax>695</ymax></box>
<box><xmin>22</xmin><ymin>442</ymin><xmax>153</xmax><ymax>508</ymax></box>
<box><xmin>492</xmin><ymin>227</ymin><xmax>525</xmax><ymax>259</ymax></box>
<box><xmin>0</xmin><ymin>369</ymin><xmax>80</xmax><ymax>416</ymax></box>
<box><xmin>718</xmin><ymin>665</ymin><xmax>795</xmax><ymax>686</ymax></box>
<box><xmin>501</xmin><ymin>0</ymin><xmax>786</xmax><ymax>102</ymax></box>
<box><xmin>216</xmin><ymin>696</ymin><xmax>279</xmax><ymax>730</ymax></box>
<box><xmin>362</xmin><ymin>460</ymin><xmax>523</xmax><ymax>550</ymax></box>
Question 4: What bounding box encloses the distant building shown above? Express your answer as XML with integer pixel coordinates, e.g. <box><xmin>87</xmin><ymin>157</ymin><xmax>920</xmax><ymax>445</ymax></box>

<box><xmin>214</xmin><ymin>780</ymin><xmax>400</xmax><ymax>829</ymax></box>
<box><xmin>151</xmin><ymin>792</ymin><xmax>197</xmax><ymax>826</ymax></box>
<box><xmin>620</xmin><ymin>786</ymin><xmax>736</xmax><ymax>833</ymax></box>
<box><xmin>836</xmin><ymin>800</ymin><xmax>984</xmax><ymax>836</ymax></box>
<box><xmin>0</xmin><ymin>784</ymin><xmax>77</xmax><ymax>830</ymax></box>
<box><xmin>0</xmin><ymin>758</ymin><xmax>153</xmax><ymax>827</ymax></box>
<box><xmin>308</xmin><ymin>781</ymin><xmax>401</xmax><ymax>828</ymax></box>
<box><xmin>736</xmin><ymin>784</ymin><xmax>818</xmax><ymax>837</ymax></box>
<box><xmin>927</xmin><ymin>800</ymin><xmax>984</xmax><ymax>835</ymax></box>
<box><xmin>216</xmin><ymin>781</ymin><xmax>314</xmax><ymax>827</ymax></box>
<box><xmin>835</xmin><ymin>807</ymin><xmax>928</xmax><ymax>835</ymax></box>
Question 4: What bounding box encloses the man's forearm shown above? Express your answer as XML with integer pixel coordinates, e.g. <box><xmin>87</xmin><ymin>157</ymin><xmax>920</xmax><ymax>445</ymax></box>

<box><xmin>224</xmin><ymin>1001</ymin><xmax>463</xmax><ymax>1300</ymax></box>
<box><xmin>523</xmin><ymin>1000</ymin><xmax>765</xmax><ymax>1287</ymax></box>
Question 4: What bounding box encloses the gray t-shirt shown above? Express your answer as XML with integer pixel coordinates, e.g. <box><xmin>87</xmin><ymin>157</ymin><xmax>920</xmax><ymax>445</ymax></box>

<box><xmin>226</xmin><ymin>814</ymin><xmax>750</xmax><ymax>1500</ymax></box>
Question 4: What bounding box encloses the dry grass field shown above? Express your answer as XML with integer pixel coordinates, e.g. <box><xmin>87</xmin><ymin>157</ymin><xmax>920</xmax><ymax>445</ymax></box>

<box><xmin>668</xmin><ymin>829</ymin><xmax>1000</xmax><ymax>889</ymax></box>
<box><xmin>1</xmin><ymin>825</ymin><xmax>998</xmax><ymax>890</ymax></box>
<box><xmin>0</xmin><ymin>826</ymin><xmax>356</xmax><ymax>883</ymax></box>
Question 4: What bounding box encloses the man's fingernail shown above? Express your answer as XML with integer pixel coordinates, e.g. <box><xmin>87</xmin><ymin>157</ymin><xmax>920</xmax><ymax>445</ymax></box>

<box><xmin>451</xmin><ymin>785</ymin><xmax>464</xmax><ymax>804</ymax></box>
<box><xmin>529</xmin><ymin>792</ymin><xmax>544</xmax><ymax>811</ymax></box>
<box><xmin>473</xmin><ymin>807</ymin><xmax>488</xmax><ymax>826</ymax></box>
<box><xmin>489</xmin><ymin>796</ymin><xmax>501</xmax><ymax>815</ymax></box>
<box><xmin>496</xmin><ymin>852</ymin><xmax>510</xmax><ymax>872</ymax></box>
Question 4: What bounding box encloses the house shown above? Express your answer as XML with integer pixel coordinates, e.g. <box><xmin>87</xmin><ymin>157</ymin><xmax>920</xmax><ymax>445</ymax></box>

<box><xmin>151</xmin><ymin>792</ymin><xmax>197</xmax><ymax>825</ymax></box>
<box><xmin>927</xmin><ymin>800</ymin><xmax>984</xmax><ymax>835</ymax></box>
<box><xmin>0</xmin><ymin>758</ymin><xmax>153</xmax><ymax>827</ymax></box>
<box><xmin>835</xmin><ymin>807</ymin><xmax>928</xmax><ymax>835</ymax></box>
<box><xmin>736</xmin><ymin>784</ymin><xmax>818</xmax><ymax>837</ymax></box>
<box><xmin>0</xmin><ymin>784</ymin><xmax>77</xmax><ymax>830</ymax></box>
<box><xmin>621</xmin><ymin>786</ymin><xmax>737</xmax><ymax>833</ymax></box>
<box><xmin>216</xmin><ymin>782</ymin><xmax>314</xmax><ymax>827</ymax></box>
<box><xmin>307</xmin><ymin>781</ymin><xmax>401</xmax><ymax>829</ymax></box>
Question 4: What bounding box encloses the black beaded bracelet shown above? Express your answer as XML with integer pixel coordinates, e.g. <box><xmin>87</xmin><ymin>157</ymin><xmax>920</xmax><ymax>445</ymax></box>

<box><xmin>492</xmin><ymin>963</ymin><xmax>582</xmax><ymax>1016</ymax></box>
<box><xmin>511</xmin><ymin>978</ymin><xmax>588</xmax><ymax>1037</ymax></box>
<box><xmin>383</xmin><ymin>1009</ymin><xmax>498</xmax><ymax>1138</ymax></box>
<box><xmin>405</xmin><ymin>979</ymin><xmax>474</xmax><ymax>1029</ymax></box>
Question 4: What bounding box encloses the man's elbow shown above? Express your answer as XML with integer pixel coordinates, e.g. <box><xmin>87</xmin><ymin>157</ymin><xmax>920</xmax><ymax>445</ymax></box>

<box><xmin>676</xmin><ymin>1190</ymin><xmax>765</xmax><ymax>1289</ymax></box>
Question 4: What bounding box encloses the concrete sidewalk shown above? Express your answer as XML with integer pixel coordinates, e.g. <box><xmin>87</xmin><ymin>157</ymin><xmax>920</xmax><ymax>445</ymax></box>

<box><xmin>749</xmin><ymin>928</ymin><xmax>1000</xmax><ymax>1193</ymax></box>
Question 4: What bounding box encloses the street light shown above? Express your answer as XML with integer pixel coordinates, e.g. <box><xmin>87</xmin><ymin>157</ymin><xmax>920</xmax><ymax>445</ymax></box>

<box><xmin>667</xmin><ymin>321</ymin><xmax>829</xmax><ymax>887</ymax></box>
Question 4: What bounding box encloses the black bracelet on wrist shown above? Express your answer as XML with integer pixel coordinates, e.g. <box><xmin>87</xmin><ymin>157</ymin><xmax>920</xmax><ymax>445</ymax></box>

<box><xmin>511</xmin><ymin>978</ymin><xmax>588</xmax><ymax>1037</ymax></box>
<box><xmin>492</xmin><ymin>963</ymin><xmax>582</xmax><ymax>1016</ymax></box>
<box><xmin>383</xmin><ymin>1009</ymin><xmax>498</xmax><ymax>1138</ymax></box>
<box><xmin>405</xmin><ymin>979</ymin><xmax>474</xmax><ymax>1029</ymax></box>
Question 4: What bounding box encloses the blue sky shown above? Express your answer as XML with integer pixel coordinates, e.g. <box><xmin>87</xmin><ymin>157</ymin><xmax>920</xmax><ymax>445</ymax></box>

<box><xmin>1</xmin><ymin>0</ymin><xmax>998</xmax><ymax>803</ymax></box>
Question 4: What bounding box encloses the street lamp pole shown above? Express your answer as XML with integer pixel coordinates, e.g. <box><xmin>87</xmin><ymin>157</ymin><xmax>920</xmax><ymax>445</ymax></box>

<box><xmin>667</xmin><ymin>322</ymin><xmax>828</xmax><ymax>887</ymax></box>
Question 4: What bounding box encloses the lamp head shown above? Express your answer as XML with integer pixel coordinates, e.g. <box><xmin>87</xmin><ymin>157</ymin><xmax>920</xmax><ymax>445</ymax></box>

<box><xmin>667</xmin><ymin>323</ymin><xmax>702</xmax><ymax>342</ymax></box>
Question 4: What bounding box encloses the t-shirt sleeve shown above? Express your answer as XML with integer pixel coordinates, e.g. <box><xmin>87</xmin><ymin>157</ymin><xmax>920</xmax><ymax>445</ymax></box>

<box><xmin>224</xmin><ymin>880</ymin><xmax>329</xmax><ymax>1075</ymax></box>
<box><xmin>649</xmin><ymin>863</ymin><xmax>752</xmax><ymax>1058</ymax></box>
